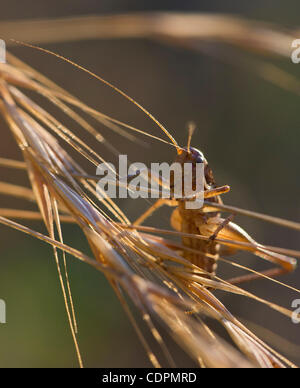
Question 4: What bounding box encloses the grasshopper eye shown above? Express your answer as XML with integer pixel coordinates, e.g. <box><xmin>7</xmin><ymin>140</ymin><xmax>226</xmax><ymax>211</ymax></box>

<box><xmin>196</xmin><ymin>153</ymin><xmax>204</xmax><ymax>163</ymax></box>
<box><xmin>190</xmin><ymin>147</ymin><xmax>204</xmax><ymax>163</ymax></box>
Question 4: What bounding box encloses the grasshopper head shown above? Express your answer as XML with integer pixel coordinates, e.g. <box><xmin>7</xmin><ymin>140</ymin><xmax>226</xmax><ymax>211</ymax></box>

<box><xmin>175</xmin><ymin>147</ymin><xmax>216</xmax><ymax>188</ymax></box>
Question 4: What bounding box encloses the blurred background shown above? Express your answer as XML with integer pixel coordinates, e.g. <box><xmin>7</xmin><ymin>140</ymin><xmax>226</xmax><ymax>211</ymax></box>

<box><xmin>0</xmin><ymin>1</ymin><xmax>299</xmax><ymax>367</ymax></box>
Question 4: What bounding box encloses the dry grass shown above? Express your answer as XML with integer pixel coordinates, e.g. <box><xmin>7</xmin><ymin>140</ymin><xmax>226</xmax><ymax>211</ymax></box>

<box><xmin>1</xmin><ymin>12</ymin><xmax>296</xmax><ymax>57</ymax></box>
<box><xmin>0</xmin><ymin>13</ymin><xmax>299</xmax><ymax>368</ymax></box>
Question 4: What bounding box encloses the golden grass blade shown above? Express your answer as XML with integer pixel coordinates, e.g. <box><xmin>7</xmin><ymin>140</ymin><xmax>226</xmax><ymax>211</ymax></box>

<box><xmin>184</xmin><ymin>282</ymin><xmax>296</xmax><ymax>368</ymax></box>
<box><xmin>26</xmin><ymin>159</ymin><xmax>83</xmax><ymax>367</ymax></box>
<box><xmin>52</xmin><ymin>197</ymin><xmax>78</xmax><ymax>334</ymax></box>
<box><xmin>239</xmin><ymin>318</ymin><xmax>300</xmax><ymax>359</ymax></box>
<box><xmin>110</xmin><ymin>282</ymin><xmax>162</xmax><ymax>368</ymax></box>
<box><xmin>2</xmin><ymin>13</ymin><xmax>295</xmax><ymax>58</ymax></box>
<box><xmin>0</xmin><ymin>181</ymin><xmax>35</xmax><ymax>202</ymax></box>
<box><xmin>0</xmin><ymin>208</ymin><xmax>74</xmax><ymax>222</ymax></box>
<box><xmin>151</xmin><ymin>296</ymin><xmax>254</xmax><ymax>368</ymax></box>
<box><xmin>204</xmin><ymin>201</ymin><xmax>300</xmax><ymax>232</ymax></box>
<box><xmin>0</xmin><ymin>157</ymin><xmax>26</xmax><ymax>170</ymax></box>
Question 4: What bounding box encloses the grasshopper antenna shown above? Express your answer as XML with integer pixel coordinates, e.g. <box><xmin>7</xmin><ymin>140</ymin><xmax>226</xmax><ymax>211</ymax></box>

<box><xmin>187</xmin><ymin>121</ymin><xmax>196</xmax><ymax>154</ymax></box>
<box><xmin>11</xmin><ymin>40</ymin><xmax>181</xmax><ymax>152</ymax></box>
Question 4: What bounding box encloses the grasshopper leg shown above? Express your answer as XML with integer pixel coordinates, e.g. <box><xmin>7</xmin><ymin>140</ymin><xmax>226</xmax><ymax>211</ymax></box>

<box><xmin>134</xmin><ymin>199</ymin><xmax>177</xmax><ymax>226</ymax></box>
<box><xmin>209</xmin><ymin>214</ymin><xmax>235</xmax><ymax>241</ymax></box>
<box><xmin>198</xmin><ymin>216</ymin><xmax>297</xmax><ymax>284</ymax></box>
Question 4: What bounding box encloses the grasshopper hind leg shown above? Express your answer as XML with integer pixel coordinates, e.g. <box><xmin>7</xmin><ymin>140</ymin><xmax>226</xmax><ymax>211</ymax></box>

<box><xmin>198</xmin><ymin>216</ymin><xmax>297</xmax><ymax>285</ymax></box>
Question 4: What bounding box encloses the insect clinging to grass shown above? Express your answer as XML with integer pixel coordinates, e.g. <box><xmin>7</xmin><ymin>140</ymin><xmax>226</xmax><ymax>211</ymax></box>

<box><xmin>132</xmin><ymin>123</ymin><xmax>297</xmax><ymax>285</ymax></box>
<box><xmin>0</xmin><ymin>42</ymin><xmax>300</xmax><ymax>368</ymax></box>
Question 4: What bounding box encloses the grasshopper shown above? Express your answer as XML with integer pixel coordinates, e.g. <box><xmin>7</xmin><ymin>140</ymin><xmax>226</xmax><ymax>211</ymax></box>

<box><xmin>134</xmin><ymin>135</ymin><xmax>297</xmax><ymax>283</ymax></box>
